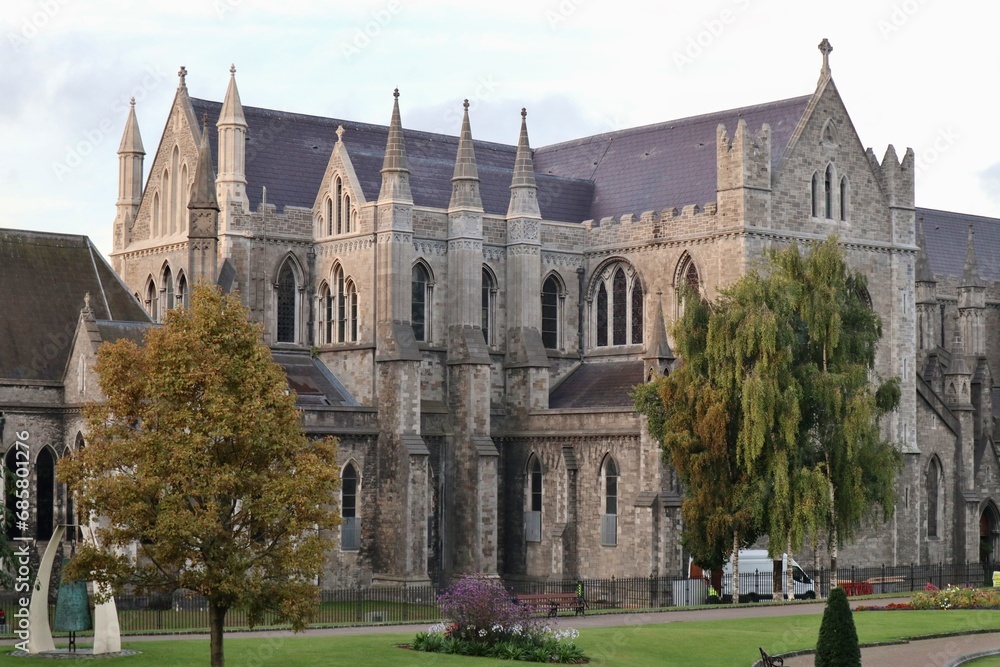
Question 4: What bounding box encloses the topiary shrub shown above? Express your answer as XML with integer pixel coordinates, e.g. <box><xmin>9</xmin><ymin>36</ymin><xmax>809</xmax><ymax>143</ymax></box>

<box><xmin>815</xmin><ymin>587</ymin><xmax>861</xmax><ymax>667</ymax></box>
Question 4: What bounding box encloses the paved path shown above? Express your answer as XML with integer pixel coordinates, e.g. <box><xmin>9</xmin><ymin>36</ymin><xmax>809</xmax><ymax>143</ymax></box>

<box><xmin>9</xmin><ymin>597</ymin><xmax>1000</xmax><ymax>665</ymax></box>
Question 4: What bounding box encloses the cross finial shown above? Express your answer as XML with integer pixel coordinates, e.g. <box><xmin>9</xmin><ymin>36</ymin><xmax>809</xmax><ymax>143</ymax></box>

<box><xmin>230</xmin><ymin>63</ymin><xmax>236</xmax><ymax>76</ymax></box>
<box><xmin>818</xmin><ymin>38</ymin><xmax>833</xmax><ymax>77</ymax></box>
<box><xmin>463</xmin><ymin>99</ymin><xmax>470</xmax><ymax>110</ymax></box>
<box><xmin>336</xmin><ymin>124</ymin><xmax>345</xmax><ymax>143</ymax></box>
<box><xmin>393</xmin><ymin>87</ymin><xmax>399</xmax><ymax>99</ymax></box>
<box><xmin>178</xmin><ymin>65</ymin><xmax>187</xmax><ymax>86</ymax></box>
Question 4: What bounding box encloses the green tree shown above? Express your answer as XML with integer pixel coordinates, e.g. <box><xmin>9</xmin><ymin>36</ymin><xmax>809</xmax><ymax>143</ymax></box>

<box><xmin>815</xmin><ymin>587</ymin><xmax>861</xmax><ymax>667</ymax></box>
<box><xmin>637</xmin><ymin>238</ymin><xmax>899</xmax><ymax>600</ymax></box>
<box><xmin>58</xmin><ymin>285</ymin><xmax>340</xmax><ymax>667</ymax></box>
<box><xmin>772</xmin><ymin>238</ymin><xmax>901</xmax><ymax>591</ymax></box>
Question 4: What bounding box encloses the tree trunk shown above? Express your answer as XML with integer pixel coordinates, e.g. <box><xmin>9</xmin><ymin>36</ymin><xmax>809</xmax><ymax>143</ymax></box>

<box><xmin>786</xmin><ymin>532</ymin><xmax>794</xmax><ymax>601</ymax></box>
<box><xmin>829</xmin><ymin>476</ymin><xmax>838</xmax><ymax>592</ymax></box>
<box><xmin>732</xmin><ymin>529</ymin><xmax>740</xmax><ymax>604</ymax></box>
<box><xmin>209</xmin><ymin>600</ymin><xmax>229</xmax><ymax>667</ymax></box>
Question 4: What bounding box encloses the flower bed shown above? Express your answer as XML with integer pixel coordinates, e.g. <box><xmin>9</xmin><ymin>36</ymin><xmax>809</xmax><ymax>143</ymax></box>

<box><xmin>409</xmin><ymin>576</ymin><xmax>588</xmax><ymax>663</ymax></box>
<box><xmin>856</xmin><ymin>585</ymin><xmax>1000</xmax><ymax>611</ymax></box>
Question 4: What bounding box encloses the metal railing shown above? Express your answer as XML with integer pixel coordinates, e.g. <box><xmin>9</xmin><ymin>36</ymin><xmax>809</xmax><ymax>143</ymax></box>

<box><xmin>1</xmin><ymin>560</ymin><xmax>993</xmax><ymax>635</ymax></box>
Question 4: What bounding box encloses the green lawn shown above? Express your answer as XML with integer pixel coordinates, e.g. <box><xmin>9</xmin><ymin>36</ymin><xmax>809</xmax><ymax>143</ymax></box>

<box><xmin>966</xmin><ymin>658</ymin><xmax>1000</xmax><ymax>666</ymax></box>
<box><xmin>1</xmin><ymin>610</ymin><xmax>997</xmax><ymax>666</ymax></box>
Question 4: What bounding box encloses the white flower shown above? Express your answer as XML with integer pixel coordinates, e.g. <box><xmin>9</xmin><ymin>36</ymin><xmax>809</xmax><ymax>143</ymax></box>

<box><xmin>428</xmin><ymin>623</ymin><xmax>447</xmax><ymax>634</ymax></box>
<box><xmin>478</xmin><ymin>629</ymin><xmax>487</xmax><ymax>637</ymax></box>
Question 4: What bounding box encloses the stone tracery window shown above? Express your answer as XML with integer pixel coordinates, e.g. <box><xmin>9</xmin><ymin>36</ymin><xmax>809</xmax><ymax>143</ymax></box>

<box><xmin>593</xmin><ymin>261</ymin><xmax>643</xmax><ymax>348</ymax></box>
<box><xmin>482</xmin><ymin>266</ymin><xmax>497</xmax><ymax>345</ymax></box>
<box><xmin>412</xmin><ymin>263</ymin><xmax>431</xmax><ymax>342</ymax></box>
<box><xmin>601</xmin><ymin>455</ymin><xmax>618</xmax><ymax>546</ymax></box>
<box><xmin>276</xmin><ymin>259</ymin><xmax>297</xmax><ymax>344</ymax></box>
<box><xmin>525</xmin><ymin>456</ymin><xmax>542</xmax><ymax>542</ymax></box>
<box><xmin>927</xmin><ymin>456</ymin><xmax>943</xmax><ymax>538</ymax></box>
<box><xmin>341</xmin><ymin>462</ymin><xmax>359</xmax><ymax>550</ymax></box>
<box><xmin>824</xmin><ymin>164</ymin><xmax>834</xmax><ymax>219</ymax></box>
<box><xmin>541</xmin><ymin>275</ymin><xmax>561</xmax><ymax>349</ymax></box>
<box><xmin>318</xmin><ymin>281</ymin><xmax>333</xmax><ymax>344</ymax></box>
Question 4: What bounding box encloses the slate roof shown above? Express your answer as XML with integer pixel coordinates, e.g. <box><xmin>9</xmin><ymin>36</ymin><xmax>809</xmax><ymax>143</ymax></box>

<box><xmin>0</xmin><ymin>229</ymin><xmax>150</xmax><ymax>382</ymax></box>
<box><xmin>189</xmin><ymin>99</ymin><xmax>594</xmax><ymax>223</ymax></box>
<box><xmin>271</xmin><ymin>350</ymin><xmax>357</xmax><ymax>407</ymax></box>
<box><xmin>548</xmin><ymin>360</ymin><xmax>644</xmax><ymax>409</ymax></box>
<box><xmin>533</xmin><ymin>95</ymin><xmax>812</xmax><ymax>221</ymax></box>
<box><xmin>96</xmin><ymin>321</ymin><xmax>152</xmax><ymax>346</ymax></box>
<box><xmin>918</xmin><ymin>208</ymin><xmax>1000</xmax><ymax>282</ymax></box>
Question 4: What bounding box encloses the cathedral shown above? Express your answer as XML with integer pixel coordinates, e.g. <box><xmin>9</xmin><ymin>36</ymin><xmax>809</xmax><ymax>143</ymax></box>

<box><xmin>3</xmin><ymin>39</ymin><xmax>999</xmax><ymax>587</ymax></box>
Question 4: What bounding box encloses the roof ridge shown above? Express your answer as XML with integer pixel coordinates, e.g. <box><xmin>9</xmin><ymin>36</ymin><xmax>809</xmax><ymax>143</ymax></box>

<box><xmin>916</xmin><ymin>206</ymin><xmax>1000</xmax><ymax>222</ymax></box>
<box><xmin>536</xmin><ymin>93</ymin><xmax>812</xmax><ymax>152</ymax></box>
<box><xmin>190</xmin><ymin>97</ymin><xmax>526</xmax><ymax>152</ymax></box>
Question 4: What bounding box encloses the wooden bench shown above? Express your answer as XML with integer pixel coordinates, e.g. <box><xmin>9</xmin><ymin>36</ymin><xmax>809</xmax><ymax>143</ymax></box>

<box><xmin>758</xmin><ymin>647</ymin><xmax>784</xmax><ymax>666</ymax></box>
<box><xmin>516</xmin><ymin>592</ymin><xmax>587</xmax><ymax>617</ymax></box>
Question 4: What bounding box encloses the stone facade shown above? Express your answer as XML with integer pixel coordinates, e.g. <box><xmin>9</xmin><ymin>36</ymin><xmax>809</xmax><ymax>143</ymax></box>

<box><xmin>91</xmin><ymin>41</ymin><xmax>1000</xmax><ymax>586</ymax></box>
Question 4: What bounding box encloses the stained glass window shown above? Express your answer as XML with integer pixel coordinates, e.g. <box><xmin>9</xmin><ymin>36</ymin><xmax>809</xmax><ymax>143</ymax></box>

<box><xmin>541</xmin><ymin>276</ymin><xmax>559</xmax><ymax>349</ymax></box>
<box><xmin>276</xmin><ymin>262</ymin><xmax>296</xmax><ymax>343</ymax></box>
<box><xmin>612</xmin><ymin>268</ymin><xmax>627</xmax><ymax>346</ymax></box>
<box><xmin>631</xmin><ymin>279</ymin><xmax>643</xmax><ymax>344</ymax></box>
<box><xmin>336</xmin><ymin>267</ymin><xmax>347</xmax><ymax>343</ymax></box>
<box><xmin>412</xmin><ymin>264</ymin><xmax>428</xmax><ymax>341</ymax></box>
<box><xmin>596</xmin><ymin>283</ymin><xmax>608</xmax><ymax>347</ymax></box>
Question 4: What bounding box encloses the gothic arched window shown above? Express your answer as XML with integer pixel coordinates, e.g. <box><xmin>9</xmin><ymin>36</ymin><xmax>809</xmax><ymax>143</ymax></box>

<box><xmin>824</xmin><ymin>164</ymin><xmax>834</xmax><ymax>220</ymax></box>
<box><xmin>163</xmin><ymin>265</ymin><xmax>174</xmax><ymax>312</ymax></box>
<box><xmin>412</xmin><ymin>263</ymin><xmax>431</xmax><ymax>342</ymax></box>
<box><xmin>36</xmin><ymin>448</ymin><xmax>55</xmax><ymax>541</ymax></box>
<box><xmin>525</xmin><ymin>456</ymin><xmax>542</xmax><ymax>542</ymax></box>
<box><xmin>145</xmin><ymin>276</ymin><xmax>158</xmax><ymax>322</ymax></box>
<box><xmin>343</xmin><ymin>194</ymin><xmax>351</xmax><ymax>234</ymax></box>
<box><xmin>811</xmin><ymin>172</ymin><xmax>820</xmax><ymax>218</ymax></box>
<box><xmin>927</xmin><ymin>456</ymin><xmax>943</xmax><ymax>538</ymax></box>
<box><xmin>176</xmin><ymin>273</ymin><xmax>187</xmax><ymax>309</ymax></box>
<box><xmin>593</xmin><ymin>261</ymin><xmax>643</xmax><ymax>348</ymax></box>
<box><xmin>840</xmin><ymin>176</ymin><xmax>849</xmax><ymax>222</ymax></box>
<box><xmin>601</xmin><ymin>456</ymin><xmax>619</xmax><ymax>546</ymax></box>
<box><xmin>482</xmin><ymin>267</ymin><xmax>496</xmax><ymax>345</ymax></box>
<box><xmin>541</xmin><ymin>275</ymin><xmax>561</xmax><ymax>350</ymax></box>
<box><xmin>318</xmin><ymin>282</ymin><xmax>332</xmax><ymax>345</ymax></box>
<box><xmin>341</xmin><ymin>463</ymin><xmax>359</xmax><ymax>550</ymax></box>
<box><xmin>347</xmin><ymin>279</ymin><xmax>358</xmax><ymax>342</ymax></box>
<box><xmin>276</xmin><ymin>260</ymin><xmax>297</xmax><ymax>343</ymax></box>
<box><xmin>325</xmin><ymin>197</ymin><xmax>333</xmax><ymax>236</ymax></box>
<box><xmin>334</xmin><ymin>266</ymin><xmax>347</xmax><ymax>343</ymax></box>
<box><xmin>335</xmin><ymin>178</ymin><xmax>344</xmax><ymax>235</ymax></box>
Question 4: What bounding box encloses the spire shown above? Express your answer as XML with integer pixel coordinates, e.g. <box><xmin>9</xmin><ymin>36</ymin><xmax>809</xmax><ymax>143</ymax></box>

<box><xmin>818</xmin><ymin>38</ymin><xmax>832</xmax><ymax>81</ymax></box>
<box><xmin>915</xmin><ymin>217</ymin><xmax>935</xmax><ymax>284</ymax></box>
<box><xmin>189</xmin><ymin>114</ymin><xmax>219</xmax><ymax>211</ymax></box>
<box><xmin>449</xmin><ymin>99</ymin><xmax>482</xmax><ymax>210</ymax></box>
<box><xmin>217</xmin><ymin>64</ymin><xmax>246</xmax><ymax>128</ymax></box>
<box><xmin>378</xmin><ymin>88</ymin><xmax>412</xmax><ymax>202</ymax></box>
<box><xmin>962</xmin><ymin>224</ymin><xmax>985</xmax><ymax>288</ymax></box>
<box><xmin>118</xmin><ymin>98</ymin><xmax>145</xmax><ymax>155</ymax></box>
<box><xmin>643</xmin><ymin>292</ymin><xmax>674</xmax><ymax>366</ymax></box>
<box><xmin>507</xmin><ymin>108</ymin><xmax>540</xmax><ymax>219</ymax></box>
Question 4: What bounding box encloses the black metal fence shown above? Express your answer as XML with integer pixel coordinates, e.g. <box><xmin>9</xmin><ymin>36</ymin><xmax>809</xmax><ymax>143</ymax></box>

<box><xmin>0</xmin><ymin>561</ymin><xmax>993</xmax><ymax>635</ymax></box>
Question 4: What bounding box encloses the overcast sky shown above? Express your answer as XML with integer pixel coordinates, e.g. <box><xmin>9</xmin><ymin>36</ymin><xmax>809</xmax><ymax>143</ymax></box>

<box><xmin>2</xmin><ymin>0</ymin><xmax>997</xmax><ymax>258</ymax></box>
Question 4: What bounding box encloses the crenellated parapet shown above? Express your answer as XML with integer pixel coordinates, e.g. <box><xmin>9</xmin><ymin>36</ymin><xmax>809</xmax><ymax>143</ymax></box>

<box><xmin>582</xmin><ymin>203</ymin><xmax>720</xmax><ymax>249</ymax></box>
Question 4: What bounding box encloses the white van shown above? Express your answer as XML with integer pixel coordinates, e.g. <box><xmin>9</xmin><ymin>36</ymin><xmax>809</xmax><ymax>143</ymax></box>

<box><xmin>720</xmin><ymin>549</ymin><xmax>816</xmax><ymax>602</ymax></box>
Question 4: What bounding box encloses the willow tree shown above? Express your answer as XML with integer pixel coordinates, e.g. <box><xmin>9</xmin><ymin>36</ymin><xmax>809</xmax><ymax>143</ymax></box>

<box><xmin>771</xmin><ymin>238</ymin><xmax>901</xmax><ymax>590</ymax></box>
<box><xmin>58</xmin><ymin>285</ymin><xmax>341</xmax><ymax>667</ymax></box>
